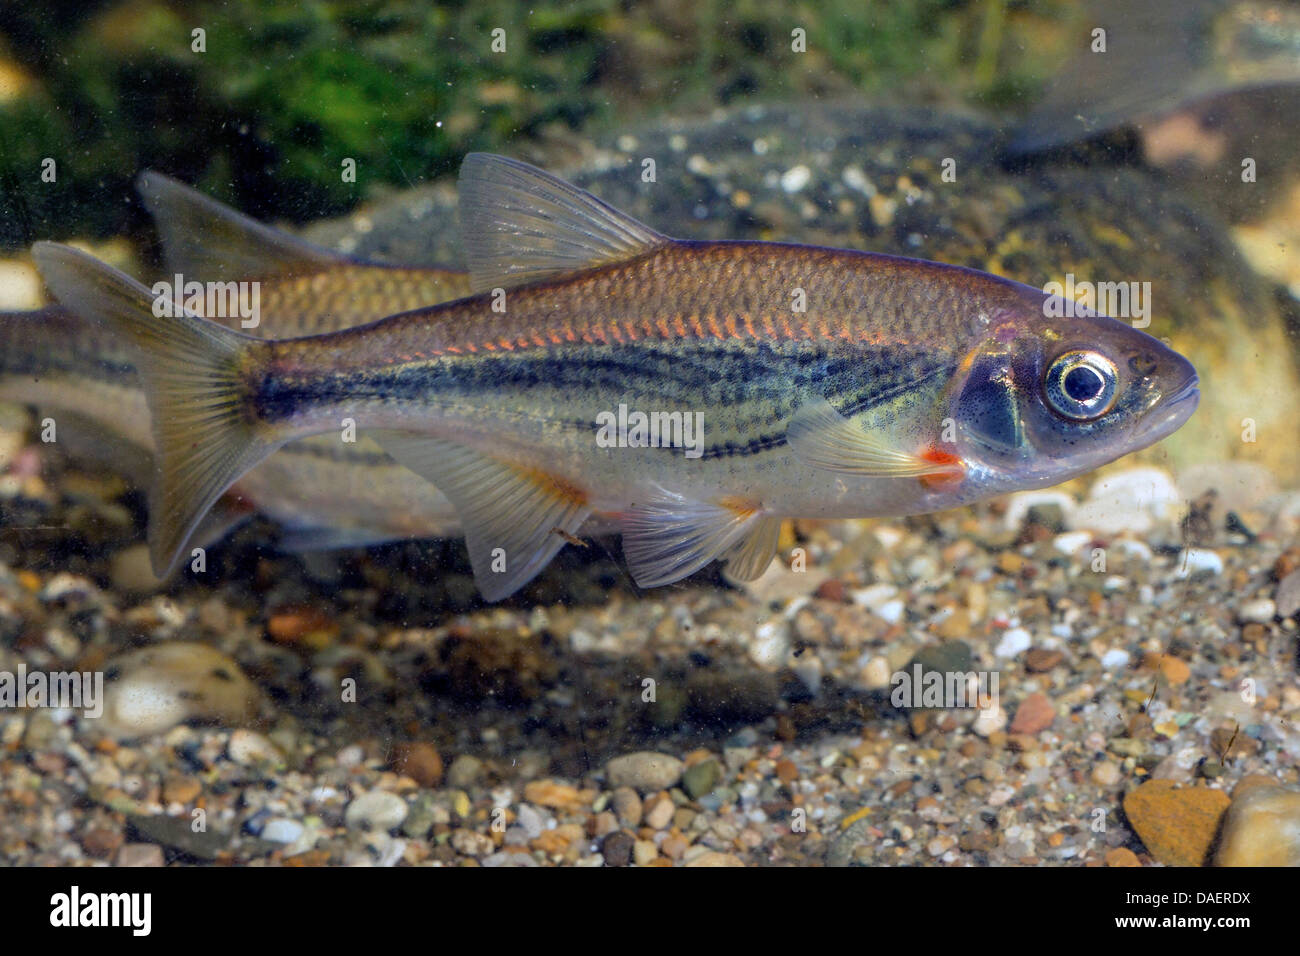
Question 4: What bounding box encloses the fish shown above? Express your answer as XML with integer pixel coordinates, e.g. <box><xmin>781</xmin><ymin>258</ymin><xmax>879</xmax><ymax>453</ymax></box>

<box><xmin>32</xmin><ymin>153</ymin><xmax>1200</xmax><ymax>601</ymax></box>
<box><xmin>2</xmin><ymin>172</ymin><xmax>473</xmax><ymax>550</ymax></box>
<box><xmin>1008</xmin><ymin>0</ymin><xmax>1300</xmax><ymax>158</ymax></box>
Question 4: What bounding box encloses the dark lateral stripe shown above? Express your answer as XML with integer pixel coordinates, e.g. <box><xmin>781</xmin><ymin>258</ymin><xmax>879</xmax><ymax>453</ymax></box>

<box><xmin>0</xmin><ymin>353</ymin><xmax>137</xmax><ymax>383</ymax></box>
<box><xmin>253</xmin><ymin>341</ymin><xmax>955</xmax><ymax>460</ymax></box>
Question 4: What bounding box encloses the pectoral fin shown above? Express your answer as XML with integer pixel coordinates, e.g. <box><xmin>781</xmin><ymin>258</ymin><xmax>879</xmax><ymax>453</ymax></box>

<box><xmin>373</xmin><ymin>432</ymin><xmax>591</xmax><ymax>601</ymax></box>
<box><xmin>622</xmin><ymin>491</ymin><xmax>766</xmax><ymax>588</ymax></box>
<box><xmin>787</xmin><ymin>396</ymin><xmax>960</xmax><ymax>478</ymax></box>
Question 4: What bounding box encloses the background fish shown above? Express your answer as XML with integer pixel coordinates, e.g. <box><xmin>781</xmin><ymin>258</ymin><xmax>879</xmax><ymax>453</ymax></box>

<box><xmin>1008</xmin><ymin>0</ymin><xmax>1300</xmax><ymax>158</ymax></box>
<box><xmin>1008</xmin><ymin>0</ymin><xmax>1300</xmax><ymax>308</ymax></box>
<box><xmin>34</xmin><ymin>154</ymin><xmax>1200</xmax><ymax>601</ymax></box>
<box><xmin>1</xmin><ymin>172</ymin><xmax>472</xmax><ymax>551</ymax></box>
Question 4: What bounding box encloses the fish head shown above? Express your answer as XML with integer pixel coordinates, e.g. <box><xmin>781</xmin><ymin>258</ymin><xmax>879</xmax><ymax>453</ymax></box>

<box><xmin>947</xmin><ymin>288</ymin><xmax>1199</xmax><ymax>493</ymax></box>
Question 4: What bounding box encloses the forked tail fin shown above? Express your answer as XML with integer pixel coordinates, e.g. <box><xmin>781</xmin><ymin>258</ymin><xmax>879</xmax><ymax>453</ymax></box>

<box><xmin>32</xmin><ymin>242</ymin><xmax>283</xmax><ymax>577</ymax></box>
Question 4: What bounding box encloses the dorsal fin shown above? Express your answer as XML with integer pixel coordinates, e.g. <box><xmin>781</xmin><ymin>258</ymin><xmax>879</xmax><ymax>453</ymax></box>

<box><xmin>458</xmin><ymin>153</ymin><xmax>668</xmax><ymax>294</ymax></box>
<box><xmin>136</xmin><ymin>171</ymin><xmax>352</xmax><ymax>282</ymax></box>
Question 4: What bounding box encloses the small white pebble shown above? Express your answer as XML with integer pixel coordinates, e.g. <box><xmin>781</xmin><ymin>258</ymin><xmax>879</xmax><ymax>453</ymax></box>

<box><xmin>876</xmin><ymin>599</ymin><xmax>905</xmax><ymax>624</ymax></box>
<box><xmin>1053</xmin><ymin>531</ymin><xmax>1092</xmax><ymax>555</ymax></box>
<box><xmin>861</xmin><ymin>656</ymin><xmax>892</xmax><ymax>690</ymax></box>
<box><xmin>1237</xmin><ymin>599</ymin><xmax>1276</xmax><ymax>624</ymax></box>
<box><xmin>261</xmin><ymin>818</ymin><xmax>305</xmax><ymax>843</ymax></box>
<box><xmin>972</xmin><ymin>704</ymin><xmax>1007</xmax><ymax>738</ymax></box>
<box><xmin>994</xmin><ymin>627</ymin><xmax>1032</xmax><ymax>658</ymax></box>
<box><xmin>1175</xmin><ymin>549</ymin><xmax>1223</xmax><ymax>578</ymax></box>
<box><xmin>780</xmin><ymin>165</ymin><xmax>811</xmax><ymax>193</ymax></box>
<box><xmin>1100</xmin><ymin>648</ymin><xmax>1131</xmax><ymax>669</ymax></box>
<box><xmin>749</xmin><ymin>620</ymin><xmax>791</xmax><ymax>667</ymax></box>
<box><xmin>851</xmin><ymin>584</ymin><xmax>898</xmax><ymax>611</ymax></box>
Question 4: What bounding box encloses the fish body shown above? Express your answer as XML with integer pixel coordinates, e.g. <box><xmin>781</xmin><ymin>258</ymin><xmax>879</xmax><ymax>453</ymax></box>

<box><xmin>252</xmin><ymin>240</ymin><xmax>1176</xmax><ymax>517</ymax></box>
<box><xmin>34</xmin><ymin>154</ymin><xmax>1199</xmax><ymax>600</ymax></box>
<box><xmin>2</xmin><ymin>173</ymin><xmax>471</xmax><ymax>547</ymax></box>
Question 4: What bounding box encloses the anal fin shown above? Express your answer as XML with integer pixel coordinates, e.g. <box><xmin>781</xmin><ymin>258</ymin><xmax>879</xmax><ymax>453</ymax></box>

<box><xmin>373</xmin><ymin>432</ymin><xmax>591</xmax><ymax>601</ymax></box>
<box><xmin>622</xmin><ymin>490</ymin><xmax>767</xmax><ymax>588</ymax></box>
<box><xmin>724</xmin><ymin>516</ymin><xmax>782</xmax><ymax>582</ymax></box>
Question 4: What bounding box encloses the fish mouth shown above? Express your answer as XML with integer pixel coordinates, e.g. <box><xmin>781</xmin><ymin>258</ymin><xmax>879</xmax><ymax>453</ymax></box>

<box><xmin>1136</xmin><ymin>374</ymin><xmax>1200</xmax><ymax>444</ymax></box>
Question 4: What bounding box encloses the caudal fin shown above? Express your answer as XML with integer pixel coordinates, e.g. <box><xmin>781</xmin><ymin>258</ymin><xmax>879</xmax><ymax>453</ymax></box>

<box><xmin>32</xmin><ymin>242</ymin><xmax>280</xmax><ymax>578</ymax></box>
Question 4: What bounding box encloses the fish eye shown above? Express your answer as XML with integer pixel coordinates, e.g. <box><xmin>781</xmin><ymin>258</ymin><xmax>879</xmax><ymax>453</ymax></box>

<box><xmin>1043</xmin><ymin>350</ymin><xmax>1117</xmax><ymax>421</ymax></box>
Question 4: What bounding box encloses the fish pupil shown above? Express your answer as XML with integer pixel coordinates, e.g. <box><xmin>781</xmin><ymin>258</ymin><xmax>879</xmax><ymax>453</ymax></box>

<box><xmin>1063</xmin><ymin>364</ymin><xmax>1103</xmax><ymax>402</ymax></box>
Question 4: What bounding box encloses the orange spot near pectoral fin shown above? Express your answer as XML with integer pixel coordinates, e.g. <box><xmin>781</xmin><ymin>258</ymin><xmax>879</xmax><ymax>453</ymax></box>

<box><xmin>918</xmin><ymin>445</ymin><xmax>966</xmax><ymax>490</ymax></box>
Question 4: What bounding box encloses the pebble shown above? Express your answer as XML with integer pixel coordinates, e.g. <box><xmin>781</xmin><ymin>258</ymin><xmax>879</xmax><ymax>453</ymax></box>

<box><xmin>1122</xmin><ymin>780</ymin><xmax>1230</xmax><ymax>867</ymax></box>
<box><xmin>611</xmin><ymin>786</ymin><xmax>643</xmax><ymax>827</ymax></box>
<box><xmin>388</xmin><ymin>742</ymin><xmax>443</xmax><ymax>788</ymax></box>
<box><xmin>749</xmin><ymin>620</ymin><xmax>790</xmax><ymax>666</ymax></box>
<box><xmin>515</xmin><ymin>804</ymin><xmax>545</xmax><ymax>840</ymax></box>
<box><xmin>261</xmin><ymin>818</ymin><xmax>305</xmax><ymax>844</ymax></box>
<box><xmin>850</xmin><ymin>584</ymin><xmax>898</xmax><ymax>612</ymax></box>
<box><xmin>861</xmin><ymin>656</ymin><xmax>892</xmax><ymax>689</ymax></box>
<box><xmin>1052</xmin><ymin>531</ymin><xmax>1093</xmax><ymax>555</ymax></box>
<box><xmin>523</xmin><ymin>780</ymin><xmax>582</xmax><ymax>809</ymax></box>
<box><xmin>633</xmin><ymin>839</ymin><xmax>659</xmax><ymax>865</ymax></box>
<box><xmin>605</xmin><ymin>752</ymin><xmax>684</xmax><ymax>792</ymax></box>
<box><xmin>227</xmin><ymin>729</ymin><xmax>282</xmax><ymax>767</ymax></box>
<box><xmin>445</xmin><ymin>754</ymin><xmax>484</xmax><ymax>788</ymax></box>
<box><xmin>1157</xmin><ymin>655</ymin><xmax>1191</xmax><ymax>686</ymax></box>
<box><xmin>926</xmin><ymin>835</ymin><xmax>957</xmax><ymax>857</ymax></box>
<box><xmin>644</xmin><ymin>795</ymin><xmax>675</xmax><ymax>830</ymax></box>
<box><xmin>345</xmin><ymin>791</ymin><xmax>409</xmax><ymax>831</ymax></box>
<box><xmin>266</xmin><ymin>605</ymin><xmax>338</xmax><ymax>648</ymax></box>
<box><xmin>1091</xmin><ymin>761</ymin><xmax>1121</xmax><ymax>787</ymax></box>
<box><xmin>100</xmin><ymin>644</ymin><xmax>259</xmax><ymax>739</ymax></box>
<box><xmin>1236</xmin><ymin>599</ymin><xmax>1276</xmax><ymax>625</ymax></box>
<box><xmin>1214</xmin><ymin>785</ymin><xmax>1300</xmax><ymax>866</ymax></box>
<box><xmin>402</xmin><ymin>793</ymin><xmax>442</xmax><ymax>839</ymax></box>
<box><xmin>994</xmin><ymin>627</ymin><xmax>1032</xmax><ymax>659</ymax></box>
<box><xmin>1274</xmin><ymin>569</ymin><xmax>1300</xmax><ymax>618</ymax></box>
<box><xmin>780</xmin><ymin>165</ymin><xmax>811</xmax><ymax>193</ymax></box>
<box><xmin>1004</xmin><ymin>490</ymin><xmax>1076</xmax><ymax>531</ymax></box>
<box><xmin>602</xmin><ymin>831</ymin><xmax>634</xmax><ymax>866</ymax></box>
<box><xmin>1104</xmin><ymin>847</ymin><xmax>1140</xmax><ymax>867</ymax></box>
<box><xmin>971</xmin><ymin>704</ymin><xmax>1007</xmax><ymax>738</ymax></box>
<box><xmin>684</xmin><ymin>851</ymin><xmax>745</xmax><ymax>867</ymax></box>
<box><xmin>117</xmin><ymin>843</ymin><xmax>165</xmax><ymax>867</ymax></box>
<box><xmin>1072</xmin><ymin>467</ymin><xmax>1181</xmax><ymax>535</ymax></box>
<box><xmin>162</xmin><ymin>775</ymin><xmax>202</xmax><ymax>805</ymax></box>
<box><xmin>1009</xmin><ymin>693</ymin><xmax>1055</xmax><ymax>735</ymax></box>
<box><xmin>1176</xmin><ymin>549</ymin><xmax>1223</xmax><ymax>578</ymax></box>
<box><xmin>450</xmin><ymin>829</ymin><xmax>495</xmax><ymax>858</ymax></box>
<box><xmin>1024</xmin><ymin>648</ymin><xmax>1063</xmax><ymax>672</ymax></box>
<box><xmin>1100</xmin><ymin>649</ymin><xmax>1131</xmax><ymax>669</ymax></box>
<box><xmin>682</xmin><ymin>758</ymin><xmax>721</xmax><ymax>800</ymax></box>
<box><xmin>81</xmin><ymin>826</ymin><xmax>124</xmax><ymax>858</ymax></box>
